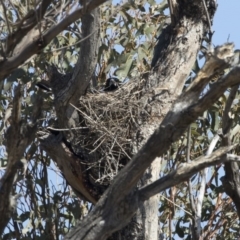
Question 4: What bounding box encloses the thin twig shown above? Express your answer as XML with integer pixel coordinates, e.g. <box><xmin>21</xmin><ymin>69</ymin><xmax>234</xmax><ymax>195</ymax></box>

<box><xmin>71</xmin><ymin>103</ymin><xmax>132</xmax><ymax>160</ymax></box>
<box><xmin>160</xmin><ymin>194</ymin><xmax>193</xmax><ymax>217</ymax></box>
<box><xmin>0</xmin><ymin>0</ymin><xmax>11</xmax><ymax>35</ymax></box>
<box><xmin>201</xmin><ymin>0</ymin><xmax>213</xmax><ymax>43</ymax></box>
<box><xmin>34</xmin><ymin>0</ymin><xmax>42</xmax><ymax>40</ymax></box>
<box><xmin>196</xmin><ymin>132</ymin><xmax>220</xmax><ymax>237</ymax></box>
<box><xmin>186</xmin><ymin>126</ymin><xmax>197</xmax><ymax>222</ymax></box>
<box><xmin>47</xmin><ymin>126</ymin><xmax>88</xmax><ymax>131</ymax></box>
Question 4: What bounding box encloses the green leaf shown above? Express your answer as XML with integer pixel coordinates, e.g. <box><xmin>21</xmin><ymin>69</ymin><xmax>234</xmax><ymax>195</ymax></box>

<box><xmin>114</xmin><ymin>57</ymin><xmax>133</xmax><ymax>78</ymax></box>
<box><xmin>148</xmin><ymin>0</ymin><xmax>156</xmax><ymax>6</ymax></box>
<box><xmin>135</xmin><ymin>24</ymin><xmax>145</xmax><ymax>37</ymax></box>
<box><xmin>144</xmin><ymin>25</ymin><xmax>155</xmax><ymax>38</ymax></box>
<box><xmin>138</xmin><ymin>46</ymin><xmax>147</xmax><ymax>61</ymax></box>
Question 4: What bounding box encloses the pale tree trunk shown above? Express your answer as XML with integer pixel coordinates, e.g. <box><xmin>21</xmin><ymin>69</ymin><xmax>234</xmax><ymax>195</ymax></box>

<box><xmin>4</xmin><ymin>1</ymin><xmax>240</xmax><ymax>239</ymax></box>
<box><xmin>40</xmin><ymin>0</ymin><xmax>219</xmax><ymax>239</ymax></box>
<box><xmin>132</xmin><ymin>121</ymin><xmax>163</xmax><ymax>240</ymax></box>
<box><xmin>109</xmin><ymin>159</ymin><xmax>161</xmax><ymax>240</ymax></box>
<box><xmin>136</xmin><ymin>159</ymin><xmax>161</xmax><ymax>240</ymax></box>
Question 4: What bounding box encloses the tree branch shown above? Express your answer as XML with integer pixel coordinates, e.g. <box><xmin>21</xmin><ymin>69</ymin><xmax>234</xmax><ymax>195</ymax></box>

<box><xmin>99</xmin><ymin>64</ymin><xmax>240</xmax><ymax>212</ymax></box>
<box><xmin>0</xmin><ymin>86</ymin><xmax>42</xmax><ymax>234</ymax></box>
<box><xmin>139</xmin><ymin>146</ymin><xmax>238</xmax><ymax>201</ymax></box>
<box><xmin>64</xmin><ymin>55</ymin><xmax>240</xmax><ymax>240</ymax></box>
<box><xmin>186</xmin><ymin>126</ymin><xmax>198</xmax><ymax>240</ymax></box>
<box><xmin>38</xmin><ymin>130</ymin><xmax>98</xmax><ymax>204</ymax></box>
<box><xmin>193</xmin><ymin>131</ymin><xmax>220</xmax><ymax>239</ymax></box>
<box><xmin>183</xmin><ymin>43</ymin><xmax>235</xmax><ymax>105</ymax></box>
<box><xmin>221</xmin><ymin>85</ymin><xmax>240</xmax><ymax>219</ymax></box>
<box><xmin>0</xmin><ymin>0</ymin><xmax>107</xmax><ymax>81</ymax></box>
<box><xmin>64</xmin><ymin>147</ymin><xmax>239</xmax><ymax>240</ymax></box>
<box><xmin>167</xmin><ymin>0</ymin><xmax>178</xmax><ymax>26</ymax></box>
<box><xmin>68</xmin><ymin>7</ymin><xmax>100</xmax><ymax>105</ymax></box>
<box><xmin>52</xmin><ymin>7</ymin><xmax>100</xmax><ymax>132</ymax></box>
<box><xmin>4</xmin><ymin>0</ymin><xmax>52</xmax><ymax>55</ymax></box>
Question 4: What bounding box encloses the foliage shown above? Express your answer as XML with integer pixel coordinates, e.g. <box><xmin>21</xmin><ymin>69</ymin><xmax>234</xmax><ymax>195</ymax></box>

<box><xmin>0</xmin><ymin>0</ymin><xmax>239</xmax><ymax>239</ymax></box>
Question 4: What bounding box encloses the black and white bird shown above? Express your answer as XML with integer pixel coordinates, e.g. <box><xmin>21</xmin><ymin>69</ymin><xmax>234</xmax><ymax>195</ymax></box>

<box><xmin>103</xmin><ymin>77</ymin><xmax>120</xmax><ymax>92</ymax></box>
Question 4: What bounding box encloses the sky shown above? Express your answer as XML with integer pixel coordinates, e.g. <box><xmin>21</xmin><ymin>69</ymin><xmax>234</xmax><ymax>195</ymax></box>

<box><xmin>2</xmin><ymin>0</ymin><xmax>240</xmax><ymax>237</ymax></box>
<box><xmin>212</xmin><ymin>0</ymin><xmax>240</xmax><ymax>49</ymax></box>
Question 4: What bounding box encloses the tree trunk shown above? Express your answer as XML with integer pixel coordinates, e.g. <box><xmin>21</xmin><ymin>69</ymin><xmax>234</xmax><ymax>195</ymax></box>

<box><xmin>108</xmin><ymin>159</ymin><xmax>161</xmax><ymax>240</ymax></box>
<box><xmin>40</xmin><ymin>1</ymin><xmax>219</xmax><ymax>239</ymax></box>
<box><xmin>136</xmin><ymin>159</ymin><xmax>161</xmax><ymax>240</ymax></box>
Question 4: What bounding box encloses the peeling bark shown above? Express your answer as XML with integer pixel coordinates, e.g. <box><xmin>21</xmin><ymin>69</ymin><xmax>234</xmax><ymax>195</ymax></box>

<box><xmin>62</xmin><ymin>49</ymin><xmax>240</xmax><ymax>240</ymax></box>
<box><xmin>2</xmin><ymin>0</ymin><xmax>239</xmax><ymax>238</ymax></box>
<box><xmin>65</xmin><ymin>147</ymin><xmax>239</xmax><ymax>240</ymax></box>
<box><xmin>39</xmin><ymin>1</ymin><xmax>231</xmax><ymax>239</ymax></box>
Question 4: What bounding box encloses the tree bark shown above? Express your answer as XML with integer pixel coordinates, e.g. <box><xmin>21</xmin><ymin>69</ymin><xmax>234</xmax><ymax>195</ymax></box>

<box><xmin>40</xmin><ymin>1</ymin><xmax>222</xmax><ymax>239</ymax></box>
<box><xmin>136</xmin><ymin>159</ymin><xmax>161</xmax><ymax>240</ymax></box>
<box><xmin>62</xmin><ymin>45</ymin><xmax>240</xmax><ymax>239</ymax></box>
<box><xmin>0</xmin><ymin>87</ymin><xmax>42</xmax><ymax>235</ymax></box>
<box><xmin>0</xmin><ymin>0</ymin><xmax>107</xmax><ymax>81</ymax></box>
<box><xmin>221</xmin><ymin>85</ymin><xmax>240</xmax><ymax>218</ymax></box>
<box><xmin>5</xmin><ymin>1</ymin><xmax>240</xmax><ymax>238</ymax></box>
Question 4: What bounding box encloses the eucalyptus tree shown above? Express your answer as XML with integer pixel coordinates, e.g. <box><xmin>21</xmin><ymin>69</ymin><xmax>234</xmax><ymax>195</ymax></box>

<box><xmin>0</xmin><ymin>0</ymin><xmax>240</xmax><ymax>239</ymax></box>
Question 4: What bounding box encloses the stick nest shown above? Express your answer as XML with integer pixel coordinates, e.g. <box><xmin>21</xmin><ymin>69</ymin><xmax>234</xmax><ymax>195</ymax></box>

<box><xmin>76</xmin><ymin>80</ymin><xmax>149</xmax><ymax>185</ymax></box>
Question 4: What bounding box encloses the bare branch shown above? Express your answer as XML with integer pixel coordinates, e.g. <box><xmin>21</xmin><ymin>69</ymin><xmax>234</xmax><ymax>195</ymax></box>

<box><xmin>64</xmin><ymin>51</ymin><xmax>240</xmax><ymax>240</ymax></box>
<box><xmin>4</xmin><ymin>0</ymin><xmax>53</xmax><ymax>54</ymax></box>
<box><xmin>222</xmin><ymin>85</ymin><xmax>238</xmax><ymax>134</ymax></box>
<box><xmin>0</xmin><ymin>0</ymin><xmax>12</xmax><ymax>36</ymax></box>
<box><xmin>201</xmin><ymin>0</ymin><xmax>212</xmax><ymax>37</ymax></box>
<box><xmin>196</xmin><ymin>132</ymin><xmax>220</xmax><ymax>237</ymax></box>
<box><xmin>68</xmin><ymin>7</ymin><xmax>100</xmax><ymax>104</ymax></box>
<box><xmin>139</xmin><ymin>145</ymin><xmax>238</xmax><ymax>201</ymax></box>
<box><xmin>186</xmin><ymin>127</ymin><xmax>198</xmax><ymax>239</ymax></box>
<box><xmin>38</xmin><ymin>131</ymin><xmax>98</xmax><ymax>204</ymax></box>
<box><xmin>0</xmin><ymin>0</ymin><xmax>108</xmax><ymax>81</ymax></box>
<box><xmin>184</xmin><ymin>43</ymin><xmax>234</xmax><ymax>105</ymax></box>
<box><xmin>221</xmin><ymin>85</ymin><xmax>240</xmax><ymax>219</ymax></box>
<box><xmin>0</xmin><ymin>86</ymin><xmax>42</xmax><ymax>234</ymax></box>
<box><xmin>167</xmin><ymin>0</ymin><xmax>178</xmax><ymax>26</ymax></box>
<box><xmin>194</xmin><ymin>67</ymin><xmax>240</xmax><ymax>113</ymax></box>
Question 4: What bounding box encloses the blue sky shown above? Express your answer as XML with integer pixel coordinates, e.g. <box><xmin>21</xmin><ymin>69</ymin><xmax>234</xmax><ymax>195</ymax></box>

<box><xmin>3</xmin><ymin>0</ymin><xmax>239</xmax><ymax>236</ymax></box>
<box><xmin>213</xmin><ymin>0</ymin><xmax>240</xmax><ymax>48</ymax></box>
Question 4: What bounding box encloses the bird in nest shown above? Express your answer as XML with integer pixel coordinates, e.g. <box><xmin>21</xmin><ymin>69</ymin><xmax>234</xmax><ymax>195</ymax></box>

<box><xmin>103</xmin><ymin>77</ymin><xmax>120</xmax><ymax>92</ymax></box>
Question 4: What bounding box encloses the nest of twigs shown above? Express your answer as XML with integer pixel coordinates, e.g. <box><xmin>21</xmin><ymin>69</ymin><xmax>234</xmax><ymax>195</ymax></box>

<box><xmin>75</xmin><ymin>80</ymin><xmax>149</xmax><ymax>185</ymax></box>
